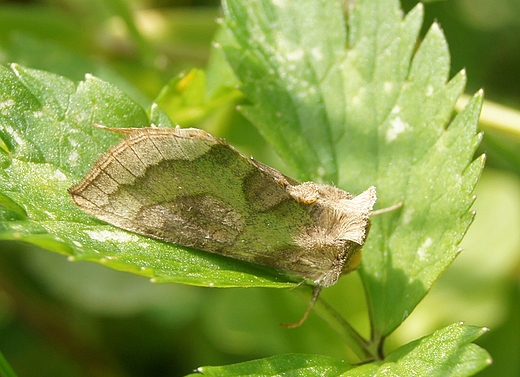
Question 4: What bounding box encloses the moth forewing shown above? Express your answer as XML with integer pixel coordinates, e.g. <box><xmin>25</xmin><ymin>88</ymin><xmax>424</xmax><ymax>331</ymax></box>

<box><xmin>69</xmin><ymin>126</ymin><xmax>379</xmax><ymax>327</ymax></box>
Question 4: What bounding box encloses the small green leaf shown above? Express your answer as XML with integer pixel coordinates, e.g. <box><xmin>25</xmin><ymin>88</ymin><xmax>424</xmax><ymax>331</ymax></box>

<box><xmin>154</xmin><ymin>68</ymin><xmax>242</xmax><ymax>126</ymax></box>
<box><xmin>189</xmin><ymin>354</ymin><xmax>351</xmax><ymax>377</ymax></box>
<box><xmin>0</xmin><ymin>63</ymin><xmax>294</xmax><ymax>289</ymax></box>
<box><xmin>343</xmin><ymin>323</ymin><xmax>491</xmax><ymax>377</ymax></box>
<box><xmin>155</xmin><ymin>69</ymin><xmax>209</xmax><ymax>124</ymax></box>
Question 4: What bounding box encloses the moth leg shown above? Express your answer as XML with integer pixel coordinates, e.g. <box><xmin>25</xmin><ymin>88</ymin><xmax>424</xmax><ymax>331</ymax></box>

<box><xmin>281</xmin><ymin>285</ymin><xmax>323</xmax><ymax>328</ymax></box>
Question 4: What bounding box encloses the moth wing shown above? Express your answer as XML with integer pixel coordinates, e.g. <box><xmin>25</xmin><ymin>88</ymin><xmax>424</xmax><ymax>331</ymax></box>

<box><xmin>249</xmin><ymin>158</ymin><xmax>300</xmax><ymax>186</ymax></box>
<box><xmin>70</xmin><ymin>127</ymin><xmax>312</xmax><ymax>267</ymax></box>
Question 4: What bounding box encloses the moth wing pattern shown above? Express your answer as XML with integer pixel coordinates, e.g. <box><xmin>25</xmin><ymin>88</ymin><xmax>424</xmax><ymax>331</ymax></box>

<box><xmin>70</xmin><ymin>127</ymin><xmax>376</xmax><ymax>288</ymax></box>
<box><xmin>70</xmin><ymin>127</ymin><xmax>310</xmax><ymax>266</ymax></box>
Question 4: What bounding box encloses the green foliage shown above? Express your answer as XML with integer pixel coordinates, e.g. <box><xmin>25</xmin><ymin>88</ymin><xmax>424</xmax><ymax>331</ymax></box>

<box><xmin>189</xmin><ymin>323</ymin><xmax>490</xmax><ymax>377</ymax></box>
<box><xmin>0</xmin><ymin>0</ymin><xmax>509</xmax><ymax>375</ymax></box>
<box><xmin>190</xmin><ymin>354</ymin><xmax>351</xmax><ymax>377</ymax></box>
<box><xmin>349</xmin><ymin>324</ymin><xmax>490</xmax><ymax>376</ymax></box>
<box><xmin>0</xmin><ymin>64</ymin><xmax>294</xmax><ymax>288</ymax></box>
<box><xmin>220</xmin><ymin>0</ymin><xmax>485</xmax><ymax>359</ymax></box>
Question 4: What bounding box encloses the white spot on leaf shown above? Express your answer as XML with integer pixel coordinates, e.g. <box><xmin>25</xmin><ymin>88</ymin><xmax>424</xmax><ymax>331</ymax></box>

<box><xmin>310</xmin><ymin>47</ymin><xmax>323</xmax><ymax>61</ymax></box>
<box><xmin>43</xmin><ymin>210</ymin><xmax>57</xmax><ymax>219</ymax></box>
<box><xmin>417</xmin><ymin>237</ymin><xmax>433</xmax><ymax>260</ymax></box>
<box><xmin>54</xmin><ymin>169</ymin><xmax>67</xmax><ymax>181</ymax></box>
<box><xmin>69</xmin><ymin>150</ymin><xmax>80</xmax><ymax>166</ymax></box>
<box><xmin>402</xmin><ymin>208</ymin><xmax>414</xmax><ymax>225</ymax></box>
<box><xmin>0</xmin><ymin>99</ymin><xmax>15</xmax><ymax>110</ymax></box>
<box><xmin>386</xmin><ymin>117</ymin><xmax>410</xmax><ymax>143</ymax></box>
<box><xmin>86</xmin><ymin>229</ymin><xmax>138</xmax><ymax>243</ymax></box>
<box><xmin>286</xmin><ymin>48</ymin><xmax>304</xmax><ymax>61</ymax></box>
<box><xmin>272</xmin><ymin>0</ymin><xmax>287</xmax><ymax>7</ymax></box>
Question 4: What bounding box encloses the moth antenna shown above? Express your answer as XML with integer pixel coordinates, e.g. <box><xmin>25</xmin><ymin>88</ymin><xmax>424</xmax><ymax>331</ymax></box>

<box><xmin>371</xmin><ymin>202</ymin><xmax>403</xmax><ymax>216</ymax></box>
<box><xmin>92</xmin><ymin>124</ymin><xmax>137</xmax><ymax>135</ymax></box>
<box><xmin>281</xmin><ymin>285</ymin><xmax>323</xmax><ymax>328</ymax></box>
<box><xmin>92</xmin><ymin>123</ymin><xmax>110</xmax><ymax>131</ymax></box>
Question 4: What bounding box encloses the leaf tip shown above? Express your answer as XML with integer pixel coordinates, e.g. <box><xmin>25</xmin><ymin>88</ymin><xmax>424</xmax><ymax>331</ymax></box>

<box><xmin>430</xmin><ymin>21</ymin><xmax>443</xmax><ymax>34</ymax></box>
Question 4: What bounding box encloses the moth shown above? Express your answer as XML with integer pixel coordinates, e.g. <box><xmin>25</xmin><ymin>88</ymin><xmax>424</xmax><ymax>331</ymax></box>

<box><xmin>70</xmin><ymin>125</ymin><xmax>381</xmax><ymax>327</ymax></box>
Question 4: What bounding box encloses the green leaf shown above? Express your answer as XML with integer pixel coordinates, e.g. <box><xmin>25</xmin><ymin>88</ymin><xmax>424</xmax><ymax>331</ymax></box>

<box><xmin>0</xmin><ymin>63</ymin><xmax>294</xmax><ymax>289</ymax></box>
<box><xmin>344</xmin><ymin>323</ymin><xmax>491</xmax><ymax>377</ymax></box>
<box><xmin>221</xmin><ymin>0</ymin><xmax>348</xmax><ymax>183</ymax></box>
<box><xmin>189</xmin><ymin>323</ymin><xmax>490</xmax><ymax>377</ymax></box>
<box><xmin>189</xmin><ymin>354</ymin><xmax>351</xmax><ymax>377</ymax></box>
<box><xmin>0</xmin><ymin>33</ymin><xmax>152</xmax><ymax>108</ymax></box>
<box><xmin>155</xmin><ymin>69</ymin><xmax>210</xmax><ymax>124</ymax></box>
<box><xmin>220</xmin><ymin>0</ymin><xmax>484</xmax><ymax>345</ymax></box>
<box><xmin>154</xmin><ymin>68</ymin><xmax>242</xmax><ymax>126</ymax></box>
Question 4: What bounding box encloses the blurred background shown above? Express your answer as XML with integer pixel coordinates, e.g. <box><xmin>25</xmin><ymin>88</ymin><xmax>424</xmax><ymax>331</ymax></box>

<box><xmin>0</xmin><ymin>0</ymin><xmax>519</xmax><ymax>376</ymax></box>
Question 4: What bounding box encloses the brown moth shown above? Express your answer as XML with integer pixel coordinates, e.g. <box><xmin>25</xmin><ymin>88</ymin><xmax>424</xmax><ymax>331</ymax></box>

<box><xmin>69</xmin><ymin>125</ymin><xmax>377</xmax><ymax>327</ymax></box>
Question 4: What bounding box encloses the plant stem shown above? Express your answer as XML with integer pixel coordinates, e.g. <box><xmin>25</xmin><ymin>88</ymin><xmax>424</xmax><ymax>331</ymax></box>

<box><xmin>314</xmin><ymin>296</ymin><xmax>378</xmax><ymax>361</ymax></box>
